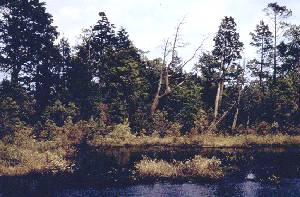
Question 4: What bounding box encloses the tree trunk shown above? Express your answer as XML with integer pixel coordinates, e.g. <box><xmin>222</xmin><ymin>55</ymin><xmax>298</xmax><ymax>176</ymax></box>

<box><xmin>231</xmin><ymin>84</ymin><xmax>242</xmax><ymax>131</ymax></box>
<box><xmin>219</xmin><ymin>80</ymin><xmax>224</xmax><ymax>108</ymax></box>
<box><xmin>209</xmin><ymin>101</ymin><xmax>237</xmax><ymax>133</ymax></box>
<box><xmin>246</xmin><ymin>115</ymin><xmax>250</xmax><ymax>129</ymax></box>
<box><xmin>213</xmin><ymin>80</ymin><xmax>224</xmax><ymax>119</ymax></box>
<box><xmin>260</xmin><ymin>36</ymin><xmax>264</xmax><ymax>94</ymax></box>
<box><xmin>273</xmin><ymin>13</ymin><xmax>277</xmax><ymax>83</ymax></box>
<box><xmin>150</xmin><ymin>68</ymin><xmax>164</xmax><ymax>116</ymax></box>
<box><xmin>214</xmin><ymin>82</ymin><xmax>221</xmax><ymax>119</ymax></box>
<box><xmin>11</xmin><ymin>65</ymin><xmax>21</xmax><ymax>85</ymax></box>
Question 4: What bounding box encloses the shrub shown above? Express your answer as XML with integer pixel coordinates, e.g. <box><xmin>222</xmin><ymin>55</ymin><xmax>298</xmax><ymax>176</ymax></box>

<box><xmin>257</xmin><ymin>121</ymin><xmax>271</xmax><ymax>135</ymax></box>
<box><xmin>0</xmin><ymin>97</ymin><xmax>20</xmax><ymax>138</ymax></box>
<box><xmin>190</xmin><ymin>109</ymin><xmax>210</xmax><ymax>135</ymax></box>
<box><xmin>151</xmin><ymin>111</ymin><xmax>182</xmax><ymax>137</ymax></box>
<box><xmin>165</xmin><ymin>122</ymin><xmax>182</xmax><ymax>137</ymax></box>
<box><xmin>0</xmin><ymin>122</ymin><xmax>74</xmax><ymax>176</ymax></box>
<box><xmin>107</xmin><ymin>119</ymin><xmax>136</xmax><ymax>140</ymax></box>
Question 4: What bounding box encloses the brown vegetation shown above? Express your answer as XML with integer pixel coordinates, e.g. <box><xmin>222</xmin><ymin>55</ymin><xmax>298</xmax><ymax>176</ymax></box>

<box><xmin>134</xmin><ymin>155</ymin><xmax>224</xmax><ymax>179</ymax></box>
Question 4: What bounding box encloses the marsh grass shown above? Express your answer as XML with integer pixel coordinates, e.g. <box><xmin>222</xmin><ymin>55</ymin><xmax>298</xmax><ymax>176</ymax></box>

<box><xmin>90</xmin><ymin>133</ymin><xmax>300</xmax><ymax>148</ymax></box>
<box><xmin>0</xmin><ymin>123</ymin><xmax>75</xmax><ymax>176</ymax></box>
<box><xmin>134</xmin><ymin>155</ymin><xmax>224</xmax><ymax>179</ymax></box>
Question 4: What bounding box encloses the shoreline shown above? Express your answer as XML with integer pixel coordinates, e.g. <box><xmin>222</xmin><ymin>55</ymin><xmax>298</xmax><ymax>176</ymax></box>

<box><xmin>89</xmin><ymin>134</ymin><xmax>300</xmax><ymax>149</ymax></box>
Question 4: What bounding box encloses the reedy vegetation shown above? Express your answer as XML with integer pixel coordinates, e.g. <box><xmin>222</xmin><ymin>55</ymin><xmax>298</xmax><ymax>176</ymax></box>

<box><xmin>134</xmin><ymin>155</ymin><xmax>224</xmax><ymax>179</ymax></box>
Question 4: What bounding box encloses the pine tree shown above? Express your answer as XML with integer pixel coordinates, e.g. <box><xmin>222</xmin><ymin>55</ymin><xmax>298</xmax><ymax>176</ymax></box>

<box><xmin>54</xmin><ymin>38</ymin><xmax>72</xmax><ymax>102</ymax></box>
<box><xmin>249</xmin><ymin>20</ymin><xmax>273</xmax><ymax>91</ymax></box>
<box><xmin>264</xmin><ymin>2</ymin><xmax>292</xmax><ymax>82</ymax></box>
<box><xmin>90</xmin><ymin>12</ymin><xmax>116</xmax><ymax>84</ymax></box>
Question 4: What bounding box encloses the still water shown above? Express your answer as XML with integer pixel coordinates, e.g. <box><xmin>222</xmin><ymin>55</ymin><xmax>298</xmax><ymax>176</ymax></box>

<box><xmin>1</xmin><ymin>146</ymin><xmax>300</xmax><ymax>197</ymax></box>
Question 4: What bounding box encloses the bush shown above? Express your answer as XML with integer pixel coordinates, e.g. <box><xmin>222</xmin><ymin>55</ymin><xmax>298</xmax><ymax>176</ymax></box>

<box><xmin>165</xmin><ymin>122</ymin><xmax>182</xmax><ymax>137</ymax></box>
<box><xmin>0</xmin><ymin>97</ymin><xmax>21</xmax><ymax>138</ymax></box>
<box><xmin>190</xmin><ymin>109</ymin><xmax>210</xmax><ymax>135</ymax></box>
<box><xmin>151</xmin><ymin>111</ymin><xmax>182</xmax><ymax>137</ymax></box>
<box><xmin>257</xmin><ymin>121</ymin><xmax>271</xmax><ymax>135</ymax></box>
<box><xmin>107</xmin><ymin>119</ymin><xmax>136</xmax><ymax>140</ymax></box>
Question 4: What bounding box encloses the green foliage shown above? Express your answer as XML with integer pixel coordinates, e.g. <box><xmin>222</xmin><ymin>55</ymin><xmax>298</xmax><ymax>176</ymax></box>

<box><xmin>162</xmin><ymin>76</ymin><xmax>203</xmax><ymax>132</ymax></box>
<box><xmin>43</xmin><ymin>100</ymin><xmax>79</xmax><ymax>126</ymax></box>
<box><xmin>213</xmin><ymin>16</ymin><xmax>244</xmax><ymax>67</ymax></box>
<box><xmin>269</xmin><ymin>75</ymin><xmax>299</xmax><ymax>125</ymax></box>
<box><xmin>248</xmin><ymin>20</ymin><xmax>273</xmax><ymax>85</ymax></box>
<box><xmin>0</xmin><ymin>0</ymin><xmax>60</xmax><ymax>113</ymax></box>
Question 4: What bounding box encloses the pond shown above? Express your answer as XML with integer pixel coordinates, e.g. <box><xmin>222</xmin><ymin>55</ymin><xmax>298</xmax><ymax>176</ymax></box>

<box><xmin>1</xmin><ymin>146</ymin><xmax>300</xmax><ymax>197</ymax></box>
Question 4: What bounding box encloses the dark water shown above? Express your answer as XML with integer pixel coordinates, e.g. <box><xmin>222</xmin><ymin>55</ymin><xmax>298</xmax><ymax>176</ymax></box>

<box><xmin>54</xmin><ymin>181</ymin><xmax>300</xmax><ymax>197</ymax></box>
<box><xmin>1</xmin><ymin>146</ymin><xmax>300</xmax><ymax>197</ymax></box>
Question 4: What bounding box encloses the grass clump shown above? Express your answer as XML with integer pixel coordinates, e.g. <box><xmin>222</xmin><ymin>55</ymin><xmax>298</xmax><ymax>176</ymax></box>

<box><xmin>134</xmin><ymin>155</ymin><xmax>224</xmax><ymax>180</ymax></box>
<box><xmin>179</xmin><ymin>155</ymin><xmax>224</xmax><ymax>179</ymax></box>
<box><xmin>135</xmin><ymin>157</ymin><xmax>176</xmax><ymax>178</ymax></box>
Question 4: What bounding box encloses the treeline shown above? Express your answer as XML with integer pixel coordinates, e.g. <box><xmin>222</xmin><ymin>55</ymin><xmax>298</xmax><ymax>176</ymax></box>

<box><xmin>0</xmin><ymin>0</ymin><xmax>299</xmax><ymax>141</ymax></box>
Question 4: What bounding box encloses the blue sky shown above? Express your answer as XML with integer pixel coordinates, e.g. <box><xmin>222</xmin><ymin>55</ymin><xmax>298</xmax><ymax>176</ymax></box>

<box><xmin>1</xmin><ymin>0</ymin><xmax>300</xmax><ymax>81</ymax></box>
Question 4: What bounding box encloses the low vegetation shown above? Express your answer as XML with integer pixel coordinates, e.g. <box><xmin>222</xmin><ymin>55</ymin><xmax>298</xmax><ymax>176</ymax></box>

<box><xmin>134</xmin><ymin>155</ymin><xmax>224</xmax><ymax>179</ymax></box>
<box><xmin>0</xmin><ymin>122</ymin><xmax>77</xmax><ymax>176</ymax></box>
<box><xmin>89</xmin><ymin>123</ymin><xmax>300</xmax><ymax>147</ymax></box>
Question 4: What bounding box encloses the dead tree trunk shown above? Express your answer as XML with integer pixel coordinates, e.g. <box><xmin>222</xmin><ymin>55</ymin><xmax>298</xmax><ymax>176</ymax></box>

<box><xmin>150</xmin><ymin>19</ymin><xmax>205</xmax><ymax>117</ymax></box>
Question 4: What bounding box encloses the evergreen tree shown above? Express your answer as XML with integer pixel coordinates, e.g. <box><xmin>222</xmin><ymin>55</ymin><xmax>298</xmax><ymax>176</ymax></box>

<box><xmin>249</xmin><ymin>20</ymin><xmax>273</xmax><ymax>90</ymax></box>
<box><xmin>0</xmin><ymin>0</ymin><xmax>59</xmax><ymax>113</ymax></box>
<box><xmin>264</xmin><ymin>2</ymin><xmax>292</xmax><ymax>82</ymax></box>
<box><xmin>54</xmin><ymin>38</ymin><xmax>72</xmax><ymax>102</ymax></box>
<box><xmin>194</xmin><ymin>52</ymin><xmax>219</xmax><ymax>109</ymax></box>
<box><xmin>278</xmin><ymin>25</ymin><xmax>300</xmax><ymax>74</ymax></box>
<box><xmin>68</xmin><ymin>31</ymin><xmax>97</xmax><ymax>119</ymax></box>
<box><xmin>212</xmin><ymin>16</ymin><xmax>244</xmax><ymax>119</ymax></box>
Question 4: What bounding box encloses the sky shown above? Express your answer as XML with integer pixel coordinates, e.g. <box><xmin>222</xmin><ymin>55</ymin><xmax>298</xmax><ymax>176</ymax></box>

<box><xmin>2</xmin><ymin>0</ymin><xmax>300</xmax><ymax>81</ymax></box>
<box><xmin>43</xmin><ymin>0</ymin><xmax>300</xmax><ymax>70</ymax></box>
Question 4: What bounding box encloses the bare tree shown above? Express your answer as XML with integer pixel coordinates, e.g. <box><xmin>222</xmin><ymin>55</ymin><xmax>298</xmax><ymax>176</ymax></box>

<box><xmin>150</xmin><ymin>19</ymin><xmax>205</xmax><ymax>116</ymax></box>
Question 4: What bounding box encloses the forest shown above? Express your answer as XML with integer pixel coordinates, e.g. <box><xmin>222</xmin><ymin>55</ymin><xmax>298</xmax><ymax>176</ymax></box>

<box><xmin>0</xmin><ymin>0</ymin><xmax>299</xmax><ymax>177</ymax></box>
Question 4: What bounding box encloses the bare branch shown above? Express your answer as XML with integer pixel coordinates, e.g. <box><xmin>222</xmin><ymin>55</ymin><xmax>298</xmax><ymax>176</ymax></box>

<box><xmin>179</xmin><ymin>35</ymin><xmax>208</xmax><ymax>69</ymax></box>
